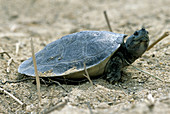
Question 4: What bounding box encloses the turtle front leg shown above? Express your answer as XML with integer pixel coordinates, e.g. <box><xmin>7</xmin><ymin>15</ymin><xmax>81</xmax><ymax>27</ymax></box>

<box><xmin>104</xmin><ymin>55</ymin><xmax>123</xmax><ymax>83</ymax></box>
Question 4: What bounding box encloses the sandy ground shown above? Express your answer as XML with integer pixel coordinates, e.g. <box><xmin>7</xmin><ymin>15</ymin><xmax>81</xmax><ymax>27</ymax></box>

<box><xmin>0</xmin><ymin>0</ymin><xmax>170</xmax><ymax>113</ymax></box>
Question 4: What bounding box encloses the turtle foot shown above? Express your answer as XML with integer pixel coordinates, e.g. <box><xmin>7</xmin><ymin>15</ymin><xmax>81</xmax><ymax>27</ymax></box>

<box><xmin>106</xmin><ymin>72</ymin><xmax>121</xmax><ymax>84</ymax></box>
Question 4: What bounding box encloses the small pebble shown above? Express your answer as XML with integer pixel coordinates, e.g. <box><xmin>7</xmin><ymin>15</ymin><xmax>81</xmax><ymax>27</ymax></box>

<box><xmin>165</xmin><ymin>52</ymin><xmax>170</xmax><ymax>55</ymax></box>
<box><xmin>152</xmin><ymin>54</ymin><xmax>155</xmax><ymax>57</ymax></box>
<box><xmin>98</xmin><ymin>102</ymin><xmax>109</xmax><ymax>109</ymax></box>
<box><xmin>26</xmin><ymin>104</ymin><xmax>34</xmax><ymax>112</ymax></box>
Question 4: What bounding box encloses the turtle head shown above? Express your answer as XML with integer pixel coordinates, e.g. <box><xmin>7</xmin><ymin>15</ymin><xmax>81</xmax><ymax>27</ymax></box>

<box><xmin>125</xmin><ymin>28</ymin><xmax>149</xmax><ymax>58</ymax></box>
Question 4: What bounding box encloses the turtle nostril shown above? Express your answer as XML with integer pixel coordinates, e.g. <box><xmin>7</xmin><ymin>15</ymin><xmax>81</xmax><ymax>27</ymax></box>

<box><xmin>134</xmin><ymin>31</ymin><xmax>138</xmax><ymax>36</ymax></box>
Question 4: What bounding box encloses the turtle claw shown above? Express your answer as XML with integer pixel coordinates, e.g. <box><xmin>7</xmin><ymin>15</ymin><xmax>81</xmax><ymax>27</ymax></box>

<box><xmin>106</xmin><ymin>72</ymin><xmax>121</xmax><ymax>84</ymax></box>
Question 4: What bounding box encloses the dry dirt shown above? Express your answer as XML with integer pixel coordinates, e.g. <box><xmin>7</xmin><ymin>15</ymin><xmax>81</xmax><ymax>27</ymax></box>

<box><xmin>0</xmin><ymin>0</ymin><xmax>170</xmax><ymax>113</ymax></box>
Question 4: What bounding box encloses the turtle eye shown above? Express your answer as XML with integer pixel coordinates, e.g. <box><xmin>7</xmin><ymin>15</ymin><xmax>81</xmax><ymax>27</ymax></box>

<box><xmin>134</xmin><ymin>31</ymin><xmax>138</xmax><ymax>36</ymax></box>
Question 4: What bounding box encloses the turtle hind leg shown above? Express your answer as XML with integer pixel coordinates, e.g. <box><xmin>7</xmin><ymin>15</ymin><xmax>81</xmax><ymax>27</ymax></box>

<box><xmin>104</xmin><ymin>54</ymin><xmax>123</xmax><ymax>84</ymax></box>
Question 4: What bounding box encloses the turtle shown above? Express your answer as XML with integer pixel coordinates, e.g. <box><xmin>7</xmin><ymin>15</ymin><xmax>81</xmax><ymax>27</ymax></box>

<box><xmin>18</xmin><ymin>28</ymin><xmax>149</xmax><ymax>83</ymax></box>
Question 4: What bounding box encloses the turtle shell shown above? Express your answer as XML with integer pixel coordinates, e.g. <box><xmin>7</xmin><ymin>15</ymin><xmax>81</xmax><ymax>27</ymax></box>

<box><xmin>18</xmin><ymin>31</ymin><xmax>126</xmax><ymax>79</ymax></box>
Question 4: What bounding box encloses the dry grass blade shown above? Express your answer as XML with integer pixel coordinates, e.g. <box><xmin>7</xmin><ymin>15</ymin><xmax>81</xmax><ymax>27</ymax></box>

<box><xmin>16</xmin><ymin>41</ymin><xmax>20</xmax><ymax>55</ymax></box>
<box><xmin>49</xmin><ymin>79</ymin><xmax>69</xmax><ymax>93</ymax></box>
<box><xmin>0</xmin><ymin>51</ymin><xmax>11</xmax><ymax>58</ymax></box>
<box><xmin>103</xmin><ymin>10</ymin><xmax>113</xmax><ymax>32</ymax></box>
<box><xmin>0</xmin><ymin>87</ymin><xmax>25</xmax><ymax>107</ymax></box>
<box><xmin>0</xmin><ymin>48</ymin><xmax>15</xmax><ymax>73</ymax></box>
<box><xmin>42</xmin><ymin>100</ymin><xmax>67</xmax><ymax>113</ymax></box>
<box><xmin>6</xmin><ymin>58</ymin><xmax>14</xmax><ymax>73</ymax></box>
<box><xmin>83</xmin><ymin>62</ymin><xmax>93</xmax><ymax>86</ymax></box>
<box><xmin>30</xmin><ymin>37</ymin><xmax>41</xmax><ymax>103</ymax></box>
<box><xmin>147</xmin><ymin>31</ymin><xmax>169</xmax><ymax>51</ymax></box>
<box><xmin>125</xmin><ymin>60</ymin><xmax>164</xmax><ymax>82</ymax></box>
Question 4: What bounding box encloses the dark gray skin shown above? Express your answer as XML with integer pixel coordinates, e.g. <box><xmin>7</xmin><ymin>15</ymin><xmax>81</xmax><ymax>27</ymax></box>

<box><xmin>104</xmin><ymin>28</ymin><xmax>149</xmax><ymax>83</ymax></box>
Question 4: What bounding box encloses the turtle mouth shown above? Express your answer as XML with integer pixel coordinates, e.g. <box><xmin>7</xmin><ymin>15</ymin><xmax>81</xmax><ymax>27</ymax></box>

<box><xmin>134</xmin><ymin>35</ymin><xmax>149</xmax><ymax>42</ymax></box>
<box><xmin>139</xmin><ymin>37</ymin><xmax>149</xmax><ymax>43</ymax></box>
<box><xmin>130</xmin><ymin>36</ymin><xmax>149</xmax><ymax>49</ymax></box>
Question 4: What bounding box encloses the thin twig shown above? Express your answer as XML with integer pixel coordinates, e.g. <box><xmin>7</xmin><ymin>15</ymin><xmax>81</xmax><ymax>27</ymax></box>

<box><xmin>0</xmin><ymin>51</ymin><xmax>11</xmax><ymax>58</ymax></box>
<box><xmin>125</xmin><ymin>60</ymin><xmax>164</xmax><ymax>82</ymax></box>
<box><xmin>132</xmin><ymin>64</ymin><xmax>163</xmax><ymax>82</ymax></box>
<box><xmin>147</xmin><ymin>31</ymin><xmax>169</xmax><ymax>51</ymax></box>
<box><xmin>0</xmin><ymin>77</ymin><xmax>35</xmax><ymax>84</ymax></box>
<box><xmin>42</xmin><ymin>100</ymin><xmax>67</xmax><ymax>114</ymax></box>
<box><xmin>0</xmin><ymin>49</ymin><xmax>15</xmax><ymax>73</ymax></box>
<box><xmin>83</xmin><ymin>63</ymin><xmax>93</xmax><ymax>86</ymax></box>
<box><xmin>103</xmin><ymin>10</ymin><xmax>113</xmax><ymax>32</ymax></box>
<box><xmin>151</xmin><ymin>25</ymin><xmax>166</xmax><ymax>40</ymax></box>
<box><xmin>6</xmin><ymin>58</ymin><xmax>14</xmax><ymax>73</ymax></box>
<box><xmin>48</xmin><ymin>79</ymin><xmax>69</xmax><ymax>93</ymax></box>
<box><xmin>16</xmin><ymin>41</ymin><xmax>20</xmax><ymax>55</ymax></box>
<box><xmin>30</xmin><ymin>38</ymin><xmax>41</xmax><ymax>103</ymax></box>
<box><xmin>0</xmin><ymin>87</ymin><xmax>25</xmax><ymax>106</ymax></box>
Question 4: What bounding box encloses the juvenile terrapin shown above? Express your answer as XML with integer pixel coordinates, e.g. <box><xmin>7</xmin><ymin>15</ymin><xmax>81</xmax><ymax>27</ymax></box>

<box><xmin>18</xmin><ymin>28</ymin><xmax>149</xmax><ymax>83</ymax></box>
